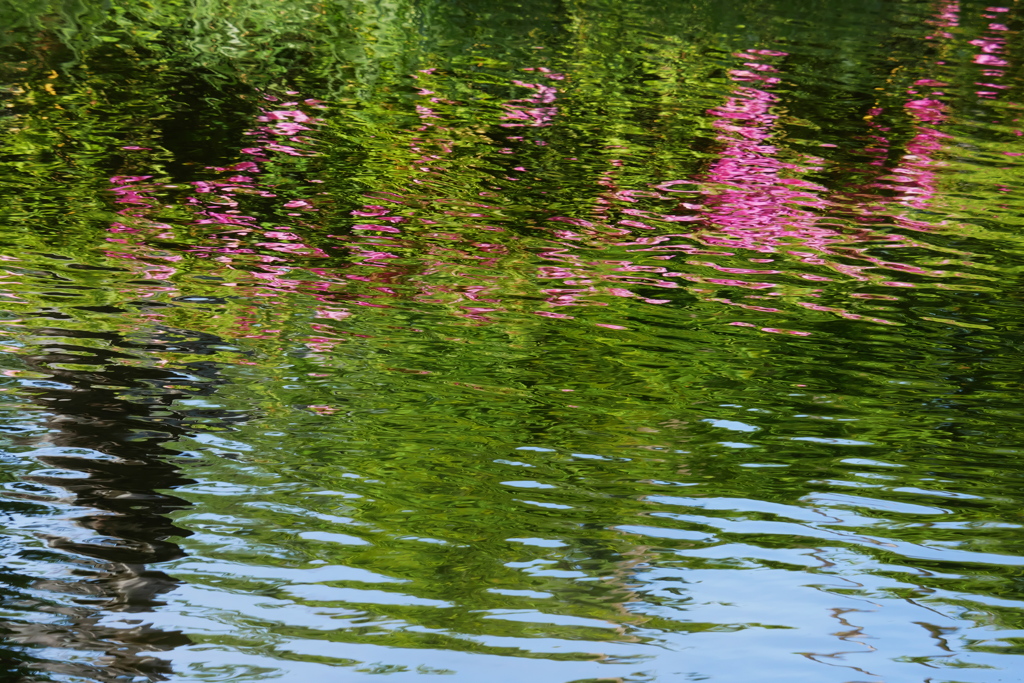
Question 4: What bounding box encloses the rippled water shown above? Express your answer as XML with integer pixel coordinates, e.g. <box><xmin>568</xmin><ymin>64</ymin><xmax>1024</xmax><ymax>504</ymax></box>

<box><xmin>0</xmin><ymin>0</ymin><xmax>1023</xmax><ymax>681</ymax></box>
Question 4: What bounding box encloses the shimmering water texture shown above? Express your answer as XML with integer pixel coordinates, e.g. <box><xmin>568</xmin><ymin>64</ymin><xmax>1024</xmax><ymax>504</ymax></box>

<box><xmin>0</xmin><ymin>0</ymin><xmax>1023</xmax><ymax>681</ymax></box>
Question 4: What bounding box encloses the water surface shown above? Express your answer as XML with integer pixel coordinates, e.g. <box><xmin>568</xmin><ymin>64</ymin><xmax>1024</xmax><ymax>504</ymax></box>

<box><xmin>0</xmin><ymin>0</ymin><xmax>1023</xmax><ymax>681</ymax></box>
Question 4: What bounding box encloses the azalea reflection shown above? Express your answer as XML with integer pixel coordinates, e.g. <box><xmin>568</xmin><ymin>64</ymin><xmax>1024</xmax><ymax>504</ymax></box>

<box><xmin>95</xmin><ymin>0</ymin><xmax>1019</xmax><ymax>345</ymax></box>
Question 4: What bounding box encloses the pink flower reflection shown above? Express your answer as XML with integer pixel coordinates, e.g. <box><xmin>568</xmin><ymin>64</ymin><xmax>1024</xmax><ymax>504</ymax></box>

<box><xmin>699</xmin><ymin>50</ymin><xmax>837</xmax><ymax>260</ymax></box>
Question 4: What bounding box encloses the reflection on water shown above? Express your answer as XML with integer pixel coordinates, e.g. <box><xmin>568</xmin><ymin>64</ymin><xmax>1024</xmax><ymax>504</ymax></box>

<box><xmin>0</xmin><ymin>324</ymin><xmax>246</xmax><ymax>679</ymax></box>
<box><xmin>0</xmin><ymin>0</ymin><xmax>1023</xmax><ymax>680</ymax></box>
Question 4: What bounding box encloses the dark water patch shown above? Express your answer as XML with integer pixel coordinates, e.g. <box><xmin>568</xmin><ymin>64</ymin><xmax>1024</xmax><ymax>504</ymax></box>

<box><xmin>0</xmin><ymin>320</ymin><xmax>251</xmax><ymax>680</ymax></box>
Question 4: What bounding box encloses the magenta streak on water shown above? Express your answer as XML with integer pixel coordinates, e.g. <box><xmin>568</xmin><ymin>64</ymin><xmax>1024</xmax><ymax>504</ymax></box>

<box><xmin>677</xmin><ymin>49</ymin><xmax>896</xmax><ymax>318</ymax></box>
<box><xmin>855</xmin><ymin>0</ymin><xmax>955</xmax><ymax>231</ymax></box>
<box><xmin>500</xmin><ymin>69</ymin><xmax>562</xmax><ymax>128</ymax></box>
<box><xmin>104</xmin><ymin>93</ymin><xmax>354</xmax><ymax>337</ymax></box>
<box><xmin>499</xmin><ymin>49</ymin><xmax>934</xmax><ymax>324</ymax></box>
<box><xmin>699</xmin><ymin>50</ymin><xmax>836</xmax><ymax>258</ymax></box>
<box><xmin>623</xmin><ymin>18</ymin><xmax>983</xmax><ymax>326</ymax></box>
<box><xmin>968</xmin><ymin>5</ymin><xmax>1013</xmax><ymax>101</ymax></box>
<box><xmin>819</xmin><ymin>0</ymin><xmax>965</xmax><ymax>291</ymax></box>
<box><xmin>187</xmin><ymin>96</ymin><xmax>327</xmax><ymax>261</ymax></box>
<box><xmin>106</xmin><ymin>176</ymin><xmax>178</xmax><ymax>258</ymax></box>
<box><xmin>103</xmin><ymin>174</ymin><xmax>186</xmax><ymax>321</ymax></box>
<box><xmin>325</xmin><ymin>69</ymin><xmax>537</xmax><ymax>324</ymax></box>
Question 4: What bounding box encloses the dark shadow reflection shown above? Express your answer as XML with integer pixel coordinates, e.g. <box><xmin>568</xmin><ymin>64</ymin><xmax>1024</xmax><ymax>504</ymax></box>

<box><xmin>1</xmin><ymin>323</ymin><xmax>246</xmax><ymax>681</ymax></box>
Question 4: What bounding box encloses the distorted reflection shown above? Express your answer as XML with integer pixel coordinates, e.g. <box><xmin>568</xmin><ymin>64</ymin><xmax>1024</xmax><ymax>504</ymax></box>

<box><xmin>0</xmin><ymin>0</ymin><xmax>1022</xmax><ymax>681</ymax></box>
<box><xmin>1</xmin><ymin>324</ymin><xmax>245</xmax><ymax>680</ymax></box>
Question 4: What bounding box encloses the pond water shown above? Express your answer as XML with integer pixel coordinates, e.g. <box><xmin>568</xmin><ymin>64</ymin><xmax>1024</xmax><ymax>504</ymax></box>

<box><xmin>0</xmin><ymin>0</ymin><xmax>1023</xmax><ymax>681</ymax></box>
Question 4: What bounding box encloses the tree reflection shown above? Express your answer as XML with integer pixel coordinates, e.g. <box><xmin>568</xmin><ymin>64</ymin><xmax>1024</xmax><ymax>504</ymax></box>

<box><xmin>3</xmin><ymin>324</ymin><xmax>245</xmax><ymax>681</ymax></box>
